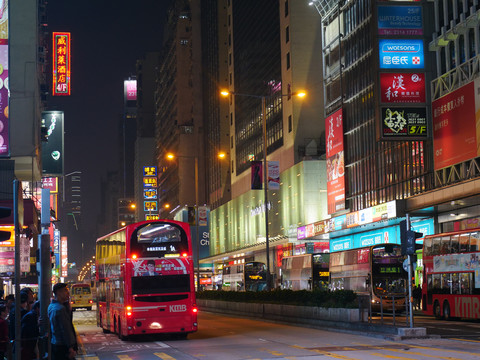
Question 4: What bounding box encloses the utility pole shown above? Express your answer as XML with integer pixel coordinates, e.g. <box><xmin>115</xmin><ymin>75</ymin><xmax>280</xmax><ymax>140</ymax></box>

<box><xmin>38</xmin><ymin>188</ymin><xmax>52</xmax><ymax>360</ymax></box>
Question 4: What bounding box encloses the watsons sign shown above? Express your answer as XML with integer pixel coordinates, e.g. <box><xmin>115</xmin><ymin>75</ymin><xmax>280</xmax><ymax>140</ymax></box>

<box><xmin>379</xmin><ymin>39</ymin><xmax>424</xmax><ymax>69</ymax></box>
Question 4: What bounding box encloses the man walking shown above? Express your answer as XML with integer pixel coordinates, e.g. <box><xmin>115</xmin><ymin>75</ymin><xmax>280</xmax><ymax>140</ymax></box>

<box><xmin>21</xmin><ymin>300</ymin><xmax>40</xmax><ymax>359</ymax></box>
<box><xmin>48</xmin><ymin>283</ymin><xmax>77</xmax><ymax>360</ymax></box>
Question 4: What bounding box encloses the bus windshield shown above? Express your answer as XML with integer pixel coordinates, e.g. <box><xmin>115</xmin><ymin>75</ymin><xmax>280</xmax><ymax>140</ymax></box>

<box><xmin>372</xmin><ymin>244</ymin><xmax>407</xmax><ymax>295</ymax></box>
<box><xmin>131</xmin><ymin>222</ymin><xmax>189</xmax><ymax>258</ymax></box>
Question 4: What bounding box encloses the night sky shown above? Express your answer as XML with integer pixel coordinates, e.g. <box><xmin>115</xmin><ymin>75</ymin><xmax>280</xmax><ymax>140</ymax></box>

<box><xmin>47</xmin><ymin>0</ymin><xmax>173</xmax><ymax>264</ymax></box>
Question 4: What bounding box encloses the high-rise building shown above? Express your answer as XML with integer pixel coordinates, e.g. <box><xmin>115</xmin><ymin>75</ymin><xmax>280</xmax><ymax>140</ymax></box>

<box><xmin>207</xmin><ymin>0</ymin><xmax>326</xmax><ymax>283</ymax></box>
<box><xmin>155</xmin><ymin>0</ymin><xmax>206</xmax><ymax>215</ymax></box>
<box><xmin>134</xmin><ymin>53</ymin><xmax>160</xmax><ymax>222</ymax></box>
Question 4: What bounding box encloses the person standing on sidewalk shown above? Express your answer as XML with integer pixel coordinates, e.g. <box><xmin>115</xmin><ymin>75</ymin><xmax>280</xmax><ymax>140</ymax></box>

<box><xmin>48</xmin><ymin>283</ymin><xmax>76</xmax><ymax>360</ymax></box>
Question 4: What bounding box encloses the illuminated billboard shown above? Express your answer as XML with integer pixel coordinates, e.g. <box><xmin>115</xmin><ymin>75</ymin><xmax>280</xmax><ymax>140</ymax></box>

<box><xmin>379</xmin><ymin>39</ymin><xmax>424</xmax><ymax>69</ymax></box>
<box><xmin>0</xmin><ymin>0</ymin><xmax>8</xmax><ymax>157</ymax></box>
<box><xmin>380</xmin><ymin>73</ymin><xmax>425</xmax><ymax>103</ymax></box>
<box><xmin>41</xmin><ymin>111</ymin><xmax>64</xmax><ymax>176</ymax></box>
<box><xmin>432</xmin><ymin>80</ymin><xmax>480</xmax><ymax>170</ymax></box>
<box><xmin>326</xmin><ymin>109</ymin><xmax>345</xmax><ymax>214</ymax></box>
<box><xmin>124</xmin><ymin>80</ymin><xmax>137</xmax><ymax>101</ymax></box>
<box><xmin>377</xmin><ymin>5</ymin><xmax>422</xmax><ymax>35</ymax></box>
<box><xmin>382</xmin><ymin>107</ymin><xmax>427</xmax><ymax>138</ymax></box>
<box><xmin>53</xmin><ymin>32</ymin><xmax>71</xmax><ymax>96</ymax></box>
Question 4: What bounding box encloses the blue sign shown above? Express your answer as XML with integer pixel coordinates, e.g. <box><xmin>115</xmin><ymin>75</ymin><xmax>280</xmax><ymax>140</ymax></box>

<box><xmin>330</xmin><ymin>237</ymin><xmax>353</xmax><ymax>252</ymax></box>
<box><xmin>378</xmin><ymin>6</ymin><xmax>422</xmax><ymax>35</ymax></box>
<box><xmin>411</xmin><ymin>218</ymin><xmax>435</xmax><ymax>244</ymax></box>
<box><xmin>379</xmin><ymin>39</ymin><xmax>424</xmax><ymax>69</ymax></box>
<box><xmin>354</xmin><ymin>227</ymin><xmax>399</xmax><ymax>249</ymax></box>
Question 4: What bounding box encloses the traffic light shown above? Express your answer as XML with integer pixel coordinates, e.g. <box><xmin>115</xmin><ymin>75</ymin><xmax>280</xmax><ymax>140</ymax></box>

<box><xmin>400</xmin><ymin>220</ymin><xmax>423</xmax><ymax>255</ymax></box>
<box><xmin>0</xmin><ymin>207</ymin><xmax>11</xmax><ymax>242</ymax></box>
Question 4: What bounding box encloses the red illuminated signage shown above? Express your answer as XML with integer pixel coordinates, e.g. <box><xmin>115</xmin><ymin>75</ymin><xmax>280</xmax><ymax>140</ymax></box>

<box><xmin>432</xmin><ymin>80</ymin><xmax>480</xmax><ymax>170</ymax></box>
<box><xmin>53</xmin><ymin>32</ymin><xmax>71</xmax><ymax>96</ymax></box>
<box><xmin>326</xmin><ymin>109</ymin><xmax>345</xmax><ymax>214</ymax></box>
<box><xmin>380</xmin><ymin>73</ymin><xmax>425</xmax><ymax>103</ymax></box>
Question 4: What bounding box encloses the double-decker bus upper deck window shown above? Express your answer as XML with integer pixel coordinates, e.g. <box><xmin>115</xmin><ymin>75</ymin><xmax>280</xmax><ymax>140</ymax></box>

<box><xmin>131</xmin><ymin>222</ymin><xmax>188</xmax><ymax>257</ymax></box>
<box><xmin>424</xmin><ymin>237</ymin><xmax>432</xmax><ymax>256</ymax></box>
<box><xmin>459</xmin><ymin>234</ymin><xmax>470</xmax><ymax>252</ymax></box>
<box><xmin>470</xmin><ymin>232</ymin><xmax>480</xmax><ymax>251</ymax></box>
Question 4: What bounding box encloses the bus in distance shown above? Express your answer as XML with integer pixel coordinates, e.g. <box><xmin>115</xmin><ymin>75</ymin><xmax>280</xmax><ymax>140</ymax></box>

<box><xmin>281</xmin><ymin>253</ymin><xmax>330</xmax><ymax>290</ymax></box>
<box><xmin>329</xmin><ymin>244</ymin><xmax>407</xmax><ymax>310</ymax></box>
<box><xmin>96</xmin><ymin>220</ymin><xmax>198</xmax><ymax>339</ymax></box>
<box><xmin>222</xmin><ymin>261</ymin><xmax>267</xmax><ymax>291</ymax></box>
<box><xmin>422</xmin><ymin>228</ymin><xmax>480</xmax><ymax>320</ymax></box>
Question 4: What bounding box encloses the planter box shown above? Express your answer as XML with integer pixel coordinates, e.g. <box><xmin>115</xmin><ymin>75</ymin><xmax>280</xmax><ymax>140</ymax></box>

<box><xmin>197</xmin><ymin>299</ymin><xmax>367</xmax><ymax>323</ymax></box>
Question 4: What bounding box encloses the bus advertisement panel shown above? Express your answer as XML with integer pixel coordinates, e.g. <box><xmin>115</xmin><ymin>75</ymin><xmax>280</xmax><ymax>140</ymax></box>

<box><xmin>422</xmin><ymin>229</ymin><xmax>480</xmax><ymax>320</ymax></box>
<box><xmin>96</xmin><ymin>220</ymin><xmax>197</xmax><ymax>339</ymax></box>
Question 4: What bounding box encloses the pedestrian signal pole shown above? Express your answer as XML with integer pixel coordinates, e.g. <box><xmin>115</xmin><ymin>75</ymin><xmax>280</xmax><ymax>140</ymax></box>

<box><xmin>38</xmin><ymin>188</ymin><xmax>52</xmax><ymax>360</ymax></box>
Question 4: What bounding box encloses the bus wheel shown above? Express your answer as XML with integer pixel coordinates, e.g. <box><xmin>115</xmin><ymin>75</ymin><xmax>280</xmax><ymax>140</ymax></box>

<box><xmin>101</xmin><ymin>316</ymin><xmax>110</xmax><ymax>333</ymax></box>
<box><xmin>443</xmin><ymin>301</ymin><xmax>451</xmax><ymax>321</ymax></box>
<box><xmin>118</xmin><ymin>320</ymin><xmax>127</xmax><ymax>341</ymax></box>
<box><xmin>433</xmin><ymin>301</ymin><xmax>443</xmax><ymax>320</ymax></box>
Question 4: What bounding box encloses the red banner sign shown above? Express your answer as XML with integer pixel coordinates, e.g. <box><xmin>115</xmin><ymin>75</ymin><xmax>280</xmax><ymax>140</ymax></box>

<box><xmin>326</xmin><ymin>109</ymin><xmax>345</xmax><ymax>214</ymax></box>
<box><xmin>432</xmin><ymin>80</ymin><xmax>479</xmax><ymax>170</ymax></box>
<box><xmin>53</xmin><ymin>32</ymin><xmax>71</xmax><ymax>96</ymax></box>
<box><xmin>380</xmin><ymin>73</ymin><xmax>425</xmax><ymax>103</ymax></box>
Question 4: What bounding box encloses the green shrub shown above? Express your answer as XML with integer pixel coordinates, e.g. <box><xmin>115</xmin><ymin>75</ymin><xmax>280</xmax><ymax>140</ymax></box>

<box><xmin>196</xmin><ymin>289</ymin><xmax>357</xmax><ymax>308</ymax></box>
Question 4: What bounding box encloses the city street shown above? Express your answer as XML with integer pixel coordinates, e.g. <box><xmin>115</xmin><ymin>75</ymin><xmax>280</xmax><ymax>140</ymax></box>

<box><xmin>72</xmin><ymin>310</ymin><xmax>480</xmax><ymax>360</ymax></box>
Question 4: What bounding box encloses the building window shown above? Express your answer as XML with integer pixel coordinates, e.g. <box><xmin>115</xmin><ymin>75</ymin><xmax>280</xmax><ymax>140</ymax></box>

<box><xmin>231</xmin><ymin>135</ymin><xmax>233</xmax><ymax>148</ymax></box>
<box><xmin>229</xmin><ymin>53</ymin><xmax>232</xmax><ymax>65</ymax></box>
<box><xmin>232</xmin><ymin>160</ymin><xmax>234</xmax><ymax>173</ymax></box>
<box><xmin>288</xmin><ymin>115</ymin><xmax>292</xmax><ymax>133</ymax></box>
<box><xmin>230</xmin><ymin>113</ymin><xmax>233</xmax><ymax>126</ymax></box>
<box><xmin>230</xmin><ymin>73</ymin><xmax>232</xmax><ymax>85</ymax></box>
<box><xmin>228</xmin><ymin>14</ymin><xmax>231</xmax><ymax>26</ymax></box>
<box><xmin>286</xmin><ymin>52</ymin><xmax>290</xmax><ymax>69</ymax></box>
<box><xmin>286</xmin><ymin>26</ymin><xmax>290</xmax><ymax>43</ymax></box>
<box><xmin>285</xmin><ymin>0</ymin><xmax>289</xmax><ymax>17</ymax></box>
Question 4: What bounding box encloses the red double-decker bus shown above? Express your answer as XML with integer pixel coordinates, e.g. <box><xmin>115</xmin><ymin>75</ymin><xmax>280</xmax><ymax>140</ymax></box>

<box><xmin>422</xmin><ymin>228</ymin><xmax>480</xmax><ymax>320</ymax></box>
<box><xmin>96</xmin><ymin>220</ymin><xmax>198</xmax><ymax>339</ymax></box>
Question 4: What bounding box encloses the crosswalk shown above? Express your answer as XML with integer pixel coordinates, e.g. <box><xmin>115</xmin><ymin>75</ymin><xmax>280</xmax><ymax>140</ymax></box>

<box><xmin>75</xmin><ymin>339</ymin><xmax>480</xmax><ymax>360</ymax></box>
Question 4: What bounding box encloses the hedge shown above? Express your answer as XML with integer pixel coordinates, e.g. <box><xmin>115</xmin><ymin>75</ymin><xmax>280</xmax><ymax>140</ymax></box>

<box><xmin>196</xmin><ymin>289</ymin><xmax>357</xmax><ymax>308</ymax></box>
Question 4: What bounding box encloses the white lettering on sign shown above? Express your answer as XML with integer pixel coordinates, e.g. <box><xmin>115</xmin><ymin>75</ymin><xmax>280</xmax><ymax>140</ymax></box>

<box><xmin>169</xmin><ymin>304</ymin><xmax>187</xmax><ymax>312</ymax></box>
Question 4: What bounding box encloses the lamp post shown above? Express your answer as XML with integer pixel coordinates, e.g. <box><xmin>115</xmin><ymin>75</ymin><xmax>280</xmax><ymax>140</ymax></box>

<box><xmin>166</xmin><ymin>152</ymin><xmax>226</xmax><ymax>290</ymax></box>
<box><xmin>220</xmin><ymin>89</ymin><xmax>305</xmax><ymax>291</ymax></box>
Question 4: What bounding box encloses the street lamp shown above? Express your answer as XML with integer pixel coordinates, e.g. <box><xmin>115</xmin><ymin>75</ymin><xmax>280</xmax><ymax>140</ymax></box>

<box><xmin>220</xmin><ymin>88</ymin><xmax>306</xmax><ymax>291</ymax></box>
<box><xmin>166</xmin><ymin>151</ymin><xmax>226</xmax><ymax>290</ymax></box>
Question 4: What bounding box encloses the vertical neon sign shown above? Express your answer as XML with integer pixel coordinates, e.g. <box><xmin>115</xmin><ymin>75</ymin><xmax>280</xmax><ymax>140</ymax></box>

<box><xmin>52</xmin><ymin>32</ymin><xmax>71</xmax><ymax>96</ymax></box>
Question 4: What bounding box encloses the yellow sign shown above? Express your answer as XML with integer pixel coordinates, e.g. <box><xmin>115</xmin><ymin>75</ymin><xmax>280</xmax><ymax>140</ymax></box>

<box><xmin>143</xmin><ymin>177</ymin><xmax>157</xmax><ymax>188</ymax></box>
<box><xmin>145</xmin><ymin>214</ymin><xmax>160</xmax><ymax>220</ymax></box>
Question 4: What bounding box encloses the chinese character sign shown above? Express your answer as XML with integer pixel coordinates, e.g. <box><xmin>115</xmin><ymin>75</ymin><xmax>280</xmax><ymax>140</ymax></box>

<box><xmin>53</xmin><ymin>32</ymin><xmax>71</xmax><ymax>96</ymax></box>
<box><xmin>61</xmin><ymin>236</ymin><xmax>68</xmax><ymax>277</ymax></box>
<box><xmin>380</xmin><ymin>73</ymin><xmax>425</xmax><ymax>103</ymax></box>
<box><xmin>325</xmin><ymin>109</ymin><xmax>345</xmax><ymax>214</ymax></box>
<box><xmin>379</xmin><ymin>39</ymin><xmax>424</xmax><ymax>69</ymax></box>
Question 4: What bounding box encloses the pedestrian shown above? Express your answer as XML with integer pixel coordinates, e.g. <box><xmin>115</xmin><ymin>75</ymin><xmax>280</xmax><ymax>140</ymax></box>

<box><xmin>5</xmin><ymin>295</ymin><xmax>14</xmax><ymax>313</ymax></box>
<box><xmin>20</xmin><ymin>288</ymin><xmax>35</xmax><ymax>311</ymax></box>
<box><xmin>0</xmin><ymin>304</ymin><xmax>9</xmax><ymax>360</ymax></box>
<box><xmin>62</xmin><ymin>299</ymin><xmax>78</xmax><ymax>354</ymax></box>
<box><xmin>48</xmin><ymin>283</ymin><xmax>76</xmax><ymax>360</ymax></box>
<box><xmin>413</xmin><ymin>285</ymin><xmax>422</xmax><ymax>310</ymax></box>
<box><xmin>8</xmin><ymin>292</ymin><xmax>29</xmax><ymax>342</ymax></box>
<box><xmin>21</xmin><ymin>300</ymin><xmax>40</xmax><ymax>360</ymax></box>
